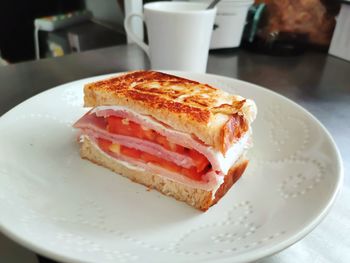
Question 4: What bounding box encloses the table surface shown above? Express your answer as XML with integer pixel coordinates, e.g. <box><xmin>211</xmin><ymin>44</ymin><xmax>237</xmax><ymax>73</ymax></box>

<box><xmin>0</xmin><ymin>44</ymin><xmax>349</xmax><ymax>263</ymax></box>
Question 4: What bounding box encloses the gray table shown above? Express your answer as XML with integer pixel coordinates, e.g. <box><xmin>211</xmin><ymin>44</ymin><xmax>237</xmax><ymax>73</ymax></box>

<box><xmin>0</xmin><ymin>44</ymin><xmax>349</xmax><ymax>263</ymax></box>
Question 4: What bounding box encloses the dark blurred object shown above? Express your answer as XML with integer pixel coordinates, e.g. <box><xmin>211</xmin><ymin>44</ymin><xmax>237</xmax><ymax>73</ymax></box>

<box><xmin>243</xmin><ymin>3</ymin><xmax>307</xmax><ymax>56</ymax></box>
<box><xmin>255</xmin><ymin>0</ymin><xmax>340</xmax><ymax>46</ymax></box>
<box><xmin>243</xmin><ymin>3</ymin><xmax>266</xmax><ymax>43</ymax></box>
<box><xmin>242</xmin><ymin>0</ymin><xmax>340</xmax><ymax>55</ymax></box>
<box><xmin>38</xmin><ymin>255</ymin><xmax>56</xmax><ymax>263</ymax></box>
<box><xmin>67</xmin><ymin>21</ymin><xmax>126</xmax><ymax>52</ymax></box>
<box><xmin>43</xmin><ymin>21</ymin><xmax>126</xmax><ymax>58</ymax></box>
<box><xmin>0</xmin><ymin>0</ymin><xmax>84</xmax><ymax>63</ymax></box>
<box><xmin>244</xmin><ymin>32</ymin><xmax>308</xmax><ymax>56</ymax></box>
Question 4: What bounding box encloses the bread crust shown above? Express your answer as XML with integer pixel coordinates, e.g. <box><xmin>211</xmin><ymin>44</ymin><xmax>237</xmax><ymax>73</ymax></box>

<box><xmin>80</xmin><ymin>136</ymin><xmax>248</xmax><ymax>211</ymax></box>
<box><xmin>84</xmin><ymin>71</ymin><xmax>256</xmax><ymax>153</ymax></box>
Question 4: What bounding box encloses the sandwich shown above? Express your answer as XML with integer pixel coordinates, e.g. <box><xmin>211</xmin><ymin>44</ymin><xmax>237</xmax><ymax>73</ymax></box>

<box><xmin>73</xmin><ymin>71</ymin><xmax>257</xmax><ymax>211</ymax></box>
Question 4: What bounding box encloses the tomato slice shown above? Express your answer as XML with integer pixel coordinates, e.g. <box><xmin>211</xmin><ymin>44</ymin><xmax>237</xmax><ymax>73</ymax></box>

<box><xmin>188</xmin><ymin>149</ymin><xmax>210</xmax><ymax>173</ymax></box>
<box><xmin>104</xmin><ymin>116</ymin><xmax>210</xmax><ymax>177</ymax></box>
<box><xmin>120</xmin><ymin>145</ymin><xmax>141</xmax><ymax>159</ymax></box>
<box><xmin>97</xmin><ymin>138</ymin><xmax>205</xmax><ymax>181</ymax></box>
<box><xmin>121</xmin><ymin>145</ymin><xmax>203</xmax><ymax>181</ymax></box>
<box><xmin>107</xmin><ymin>116</ymin><xmax>184</xmax><ymax>151</ymax></box>
<box><xmin>98</xmin><ymin>138</ymin><xmax>112</xmax><ymax>152</ymax></box>
<box><xmin>155</xmin><ymin>134</ymin><xmax>170</xmax><ymax>150</ymax></box>
<box><xmin>107</xmin><ymin>116</ymin><xmax>144</xmax><ymax>139</ymax></box>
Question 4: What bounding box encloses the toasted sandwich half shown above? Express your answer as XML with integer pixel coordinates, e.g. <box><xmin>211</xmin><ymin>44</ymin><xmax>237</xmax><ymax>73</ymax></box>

<box><xmin>73</xmin><ymin>71</ymin><xmax>257</xmax><ymax>211</ymax></box>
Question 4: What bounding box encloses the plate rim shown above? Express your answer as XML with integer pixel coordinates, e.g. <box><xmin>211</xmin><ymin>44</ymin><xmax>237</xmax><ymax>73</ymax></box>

<box><xmin>0</xmin><ymin>71</ymin><xmax>344</xmax><ymax>263</ymax></box>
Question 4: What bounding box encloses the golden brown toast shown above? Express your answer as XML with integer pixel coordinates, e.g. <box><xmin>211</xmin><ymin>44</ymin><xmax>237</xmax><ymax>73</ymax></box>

<box><xmin>84</xmin><ymin>70</ymin><xmax>256</xmax><ymax>154</ymax></box>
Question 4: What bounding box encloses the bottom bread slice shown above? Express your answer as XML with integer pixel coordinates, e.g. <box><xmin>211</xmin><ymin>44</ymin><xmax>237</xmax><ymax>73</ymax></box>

<box><xmin>80</xmin><ymin>137</ymin><xmax>248</xmax><ymax>211</ymax></box>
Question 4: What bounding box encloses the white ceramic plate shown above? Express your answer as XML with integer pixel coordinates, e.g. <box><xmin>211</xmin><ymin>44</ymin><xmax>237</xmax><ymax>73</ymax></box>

<box><xmin>0</xmin><ymin>72</ymin><xmax>343</xmax><ymax>263</ymax></box>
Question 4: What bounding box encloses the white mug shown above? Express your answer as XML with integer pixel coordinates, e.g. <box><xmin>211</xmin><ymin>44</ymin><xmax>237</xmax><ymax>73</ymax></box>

<box><xmin>124</xmin><ymin>2</ymin><xmax>216</xmax><ymax>73</ymax></box>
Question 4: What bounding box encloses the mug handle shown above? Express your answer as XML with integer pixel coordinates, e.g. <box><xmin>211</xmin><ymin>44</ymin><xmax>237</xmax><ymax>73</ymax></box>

<box><xmin>124</xmin><ymin>13</ymin><xmax>150</xmax><ymax>56</ymax></box>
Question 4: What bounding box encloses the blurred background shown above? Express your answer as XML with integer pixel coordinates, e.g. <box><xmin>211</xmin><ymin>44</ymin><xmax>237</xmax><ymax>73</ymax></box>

<box><xmin>0</xmin><ymin>0</ymin><xmax>126</xmax><ymax>63</ymax></box>
<box><xmin>0</xmin><ymin>0</ymin><xmax>347</xmax><ymax>65</ymax></box>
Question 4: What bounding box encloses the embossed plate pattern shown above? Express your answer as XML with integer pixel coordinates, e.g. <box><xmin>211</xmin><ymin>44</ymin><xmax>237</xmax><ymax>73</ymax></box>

<box><xmin>0</xmin><ymin>72</ymin><xmax>343</xmax><ymax>263</ymax></box>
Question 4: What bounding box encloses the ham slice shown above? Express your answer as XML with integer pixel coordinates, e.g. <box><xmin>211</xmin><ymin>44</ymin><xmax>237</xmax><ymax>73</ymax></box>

<box><xmin>83</xmin><ymin>134</ymin><xmax>222</xmax><ymax>191</ymax></box>
<box><xmin>92</xmin><ymin>106</ymin><xmax>250</xmax><ymax>173</ymax></box>
<box><xmin>82</xmin><ymin>129</ymin><xmax>195</xmax><ymax>169</ymax></box>
<box><xmin>74</xmin><ymin>106</ymin><xmax>250</xmax><ymax>180</ymax></box>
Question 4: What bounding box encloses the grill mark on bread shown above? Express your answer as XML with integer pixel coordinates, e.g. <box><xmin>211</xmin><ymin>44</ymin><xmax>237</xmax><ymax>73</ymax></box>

<box><xmin>126</xmin><ymin>90</ymin><xmax>210</xmax><ymax>123</ymax></box>
<box><xmin>212</xmin><ymin>100</ymin><xmax>246</xmax><ymax>114</ymax></box>
<box><xmin>85</xmin><ymin>71</ymin><xmax>219</xmax><ymax>123</ymax></box>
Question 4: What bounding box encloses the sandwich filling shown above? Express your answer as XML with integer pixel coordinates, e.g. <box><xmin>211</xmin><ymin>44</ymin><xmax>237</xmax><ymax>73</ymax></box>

<box><xmin>74</xmin><ymin>106</ymin><xmax>251</xmax><ymax>191</ymax></box>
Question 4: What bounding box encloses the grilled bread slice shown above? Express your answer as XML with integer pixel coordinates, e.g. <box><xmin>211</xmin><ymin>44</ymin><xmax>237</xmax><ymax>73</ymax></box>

<box><xmin>84</xmin><ymin>71</ymin><xmax>256</xmax><ymax>154</ymax></box>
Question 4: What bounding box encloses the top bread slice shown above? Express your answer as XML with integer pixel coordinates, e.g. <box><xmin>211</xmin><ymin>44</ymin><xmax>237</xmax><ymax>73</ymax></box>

<box><xmin>84</xmin><ymin>70</ymin><xmax>256</xmax><ymax>153</ymax></box>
